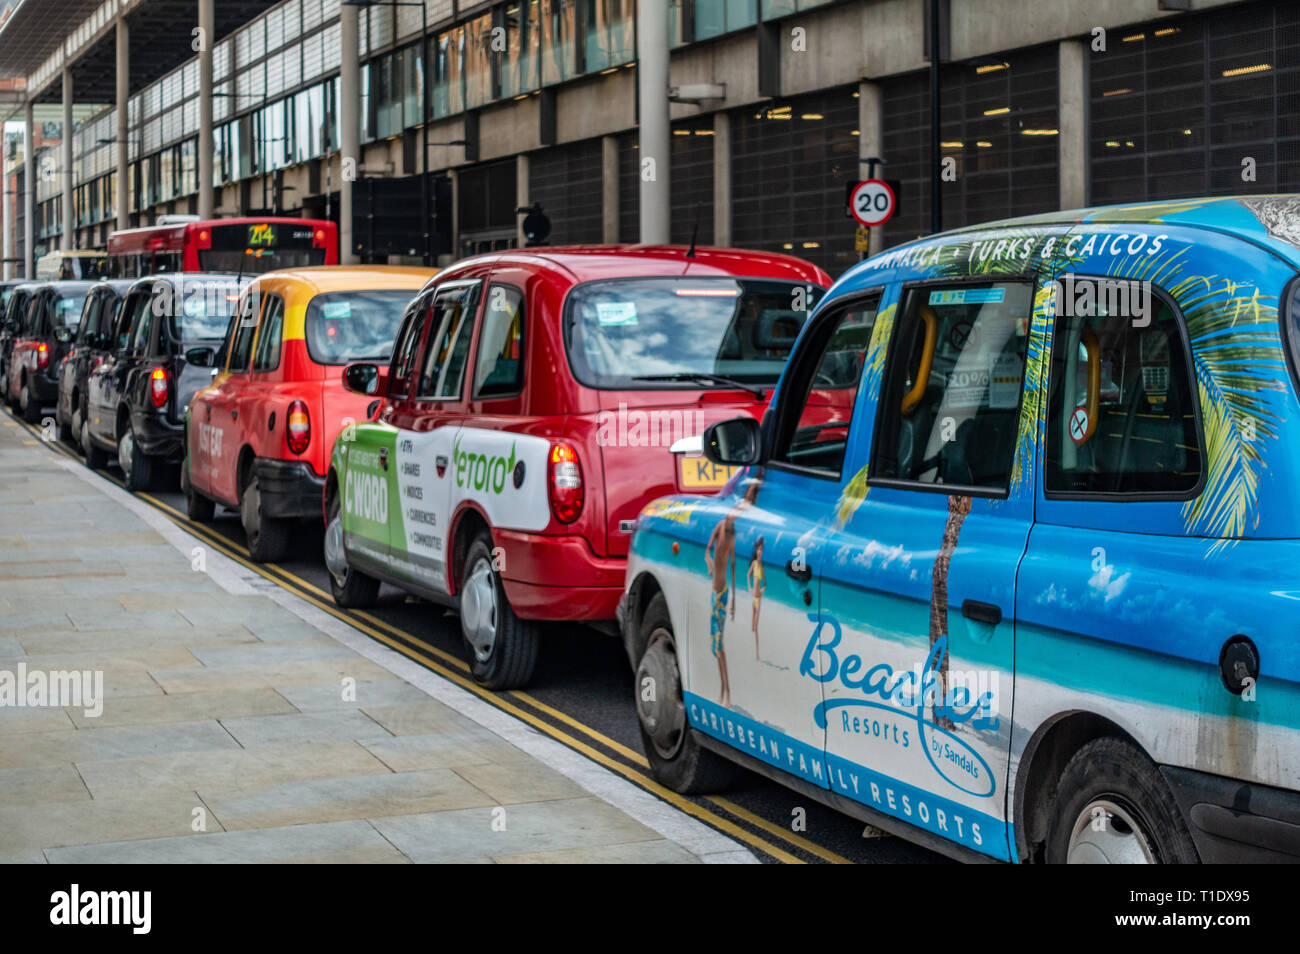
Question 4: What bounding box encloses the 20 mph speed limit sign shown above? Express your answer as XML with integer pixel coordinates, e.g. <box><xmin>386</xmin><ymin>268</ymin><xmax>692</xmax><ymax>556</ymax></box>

<box><xmin>849</xmin><ymin>179</ymin><xmax>896</xmax><ymax>228</ymax></box>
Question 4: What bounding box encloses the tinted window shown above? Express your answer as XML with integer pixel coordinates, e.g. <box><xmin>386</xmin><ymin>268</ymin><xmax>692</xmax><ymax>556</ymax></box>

<box><xmin>115</xmin><ymin>293</ymin><xmax>148</xmax><ymax>351</ymax></box>
<box><xmin>772</xmin><ymin>296</ymin><xmax>880</xmax><ymax>477</ymax></box>
<box><xmin>474</xmin><ymin>284</ymin><xmax>525</xmax><ymax>397</ymax></box>
<box><xmin>52</xmin><ymin>291</ymin><xmax>88</xmax><ymax>328</ymax></box>
<box><xmin>872</xmin><ymin>282</ymin><xmax>1033</xmax><ymax>490</ymax></box>
<box><xmin>1045</xmin><ymin>283</ymin><xmax>1202</xmax><ymax>495</ymax></box>
<box><xmin>79</xmin><ymin>294</ymin><xmax>102</xmax><ymax>344</ymax></box>
<box><xmin>227</xmin><ymin>291</ymin><xmax>260</xmax><ymax>372</ymax></box>
<box><xmin>198</xmin><ymin>249</ymin><xmax>327</xmax><ymax>273</ymax></box>
<box><xmin>417</xmin><ymin>283</ymin><xmax>480</xmax><ymax>401</ymax></box>
<box><xmin>132</xmin><ymin>291</ymin><xmax>156</xmax><ymax>354</ymax></box>
<box><xmin>252</xmin><ymin>294</ymin><xmax>285</xmax><ymax>372</ymax></box>
<box><xmin>304</xmin><ymin>289</ymin><xmax>414</xmax><ymax>365</ymax></box>
<box><xmin>164</xmin><ymin>279</ymin><xmax>243</xmax><ymax>342</ymax></box>
<box><xmin>565</xmin><ymin>278</ymin><xmax>823</xmax><ymax>389</ymax></box>
<box><xmin>388</xmin><ymin>295</ymin><xmax>430</xmax><ymax>400</ymax></box>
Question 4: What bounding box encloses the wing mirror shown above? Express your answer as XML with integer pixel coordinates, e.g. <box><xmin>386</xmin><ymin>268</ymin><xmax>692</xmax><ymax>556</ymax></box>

<box><xmin>184</xmin><ymin>346</ymin><xmax>216</xmax><ymax>368</ymax></box>
<box><xmin>702</xmin><ymin>416</ymin><xmax>763</xmax><ymax>467</ymax></box>
<box><xmin>55</xmin><ymin>326</ymin><xmax>73</xmax><ymax>345</ymax></box>
<box><xmin>343</xmin><ymin>362</ymin><xmax>386</xmax><ymax>396</ymax></box>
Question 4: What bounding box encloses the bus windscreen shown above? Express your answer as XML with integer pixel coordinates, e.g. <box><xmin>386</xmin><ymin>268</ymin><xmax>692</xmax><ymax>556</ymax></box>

<box><xmin>198</xmin><ymin>222</ymin><xmax>327</xmax><ymax>273</ymax></box>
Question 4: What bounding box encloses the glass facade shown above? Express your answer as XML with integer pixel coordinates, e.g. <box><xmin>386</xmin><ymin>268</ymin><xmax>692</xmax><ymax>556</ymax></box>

<box><xmin>1090</xmin><ymin>1</ymin><xmax>1300</xmax><ymax>201</ymax></box>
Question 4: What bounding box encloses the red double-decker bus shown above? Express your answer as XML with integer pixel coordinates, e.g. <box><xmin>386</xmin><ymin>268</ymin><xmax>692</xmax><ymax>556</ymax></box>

<box><xmin>106</xmin><ymin>216</ymin><xmax>338</xmax><ymax>277</ymax></box>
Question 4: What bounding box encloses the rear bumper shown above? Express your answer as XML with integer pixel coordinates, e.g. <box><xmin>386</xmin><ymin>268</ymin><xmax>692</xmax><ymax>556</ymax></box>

<box><xmin>254</xmin><ymin>456</ymin><xmax>326</xmax><ymax>522</ymax></box>
<box><xmin>1160</xmin><ymin>765</ymin><xmax>1300</xmax><ymax>862</ymax></box>
<box><xmin>29</xmin><ymin>370</ymin><xmax>59</xmax><ymax>405</ymax></box>
<box><xmin>494</xmin><ymin>528</ymin><xmax>625</xmax><ymax>621</ymax></box>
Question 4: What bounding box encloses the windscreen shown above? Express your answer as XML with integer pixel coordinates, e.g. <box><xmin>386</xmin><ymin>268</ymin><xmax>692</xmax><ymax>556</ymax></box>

<box><xmin>304</xmin><ymin>289</ymin><xmax>417</xmax><ymax>365</ymax></box>
<box><xmin>565</xmin><ymin>277</ymin><xmax>823</xmax><ymax>389</ymax></box>
<box><xmin>162</xmin><ymin>278</ymin><xmax>247</xmax><ymax>342</ymax></box>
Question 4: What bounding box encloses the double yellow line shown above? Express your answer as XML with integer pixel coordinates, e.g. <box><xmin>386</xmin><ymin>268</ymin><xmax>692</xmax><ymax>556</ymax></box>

<box><xmin>9</xmin><ymin>409</ymin><xmax>852</xmax><ymax>864</ymax></box>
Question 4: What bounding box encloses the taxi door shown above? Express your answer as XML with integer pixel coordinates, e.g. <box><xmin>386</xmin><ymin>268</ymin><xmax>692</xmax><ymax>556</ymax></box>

<box><xmin>680</xmin><ymin>291</ymin><xmax>885</xmax><ymax>795</ymax></box>
<box><xmin>194</xmin><ymin>290</ymin><xmax>260</xmax><ymax>503</ymax></box>
<box><xmin>816</xmin><ymin>278</ymin><xmax>1046</xmax><ymax>862</ymax></box>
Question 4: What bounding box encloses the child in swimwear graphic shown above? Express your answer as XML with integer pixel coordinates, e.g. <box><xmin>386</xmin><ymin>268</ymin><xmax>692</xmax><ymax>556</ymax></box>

<box><xmin>747</xmin><ymin>536</ymin><xmax>765</xmax><ymax>658</ymax></box>
<box><xmin>703</xmin><ymin>478</ymin><xmax>761</xmax><ymax>708</ymax></box>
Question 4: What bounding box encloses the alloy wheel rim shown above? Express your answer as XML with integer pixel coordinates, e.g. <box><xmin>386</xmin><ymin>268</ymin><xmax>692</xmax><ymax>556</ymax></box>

<box><xmin>1067</xmin><ymin>798</ymin><xmax>1157</xmax><ymax>864</ymax></box>
<box><xmin>635</xmin><ymin>629</ymin><xmax>687</xmax><ymax>760</ymax></box>
<box><xmin>324</xmin><ymin>513</ymin><xmax>349</xmax><ymax>584</ymax></box>
<box><xmin>461</xmin><ymin>557</ymin><xmax>498</xmax><ymax>663</ymax></box>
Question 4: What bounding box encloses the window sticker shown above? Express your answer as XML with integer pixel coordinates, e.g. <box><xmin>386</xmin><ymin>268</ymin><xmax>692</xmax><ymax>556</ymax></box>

<box><xmin>323</xmin><ymin>301</ymin><xmax>352</xmax><ymax>319</ymax></box>
<box><xmin>946</xmin><ymin>368</ymin><xmax>990</xmax><ymax>409</ymax></box>
<box><xmin>928</xmin><ymin>288</ymin><xmax>1006</xmax><ymax>306</ymax></box>
<box><xmin>988</xmin><ymin>351</ymin><xmax>1023</xmax><ymax>409</ymax></box>
<box><xmin>595</xmin><ymin>301</ymin><xmax>638</xmax><ymax>326</ymax></box>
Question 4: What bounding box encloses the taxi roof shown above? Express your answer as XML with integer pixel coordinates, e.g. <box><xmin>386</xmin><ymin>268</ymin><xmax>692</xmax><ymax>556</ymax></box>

<box><xmin>250</xmin><ymin>265</ymin><xmax>437</xmax><ymax>297</ymax></box>
<box><xmin>433</xmin><ymin>245</ymin><xmax>832</xmax><ymax>288</ymax></box>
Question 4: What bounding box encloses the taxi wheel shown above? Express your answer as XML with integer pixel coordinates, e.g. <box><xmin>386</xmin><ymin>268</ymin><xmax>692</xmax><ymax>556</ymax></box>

<box><xmin>325</xmin><ymin>494</ymin><xmax>379</xmax><ymax>608</ymax></box>
<box><xmin>20</xmin><ymin>381</ymin><xmax>40</xmax><ymax>424</ymax></box>
<box><xmin>1047</xmin><ymin>737</ymin><xmax>1199</xmax><ymax>864</ymax></box>
<box><xmin>180</xmin><ymin>457</ymin><xmax>215</xmax><ymax>522</ymax></box>
<box><xmin>635</xmin><ymin>593</ymin><xmax>735</xmax><ymax>795</ymax></box>
<box><xmin>118</xmin><ymin>425</ymin><xmax>154</xmax><ymax>490</ymax></box>
<box><xmin>69</xmin><ymin>403</ymin><xmax>83</xmax><ymax>451</ymax></box>
<box><xmin>460</xmin><ymin>531</ymin><xmax>538</xmax><ymax>690</ymax></box>
<box><xmin>81</xmin><ymin>417</ymin><xmax>106</xmax><ymax>470</ymax></box>
<box><xmin>241</xmin><ymin>474</ymin><xmax>290</xmax><ymax>563</ymax></box>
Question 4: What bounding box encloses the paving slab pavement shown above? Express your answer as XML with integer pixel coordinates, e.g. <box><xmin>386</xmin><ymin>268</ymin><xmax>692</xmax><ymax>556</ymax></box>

<box><xmin>0</xmin><ymin>418</ymin><xmax>748</xmax><ymax>864</ymax></box>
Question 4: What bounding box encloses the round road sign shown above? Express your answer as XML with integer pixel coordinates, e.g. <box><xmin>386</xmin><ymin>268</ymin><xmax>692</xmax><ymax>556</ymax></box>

<box><xmin>1070</xmin><ymin>406</ymin><xmax>1090</xmax><ymax>445</ymax></box>
<box><xmin>850</xmin><ymin>179</ymin><xmax>896</xmax><ymax>228</ymax></box>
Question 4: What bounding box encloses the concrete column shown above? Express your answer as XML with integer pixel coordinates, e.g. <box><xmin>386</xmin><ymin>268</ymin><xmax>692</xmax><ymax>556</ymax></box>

<box><xmin>712</xmin><ymin>112</ymin><xmax>730</xmax><ymax>248</ymax></box>
<box><xmin>601</xmin><ymin>135</ymin><xmax>618</xmax><ymax>244</ymax></box>
<box><xmin>858</xmin><ymin>80</ymin><xmax>885</xmax><ymax>255</ymax></box>
<box><xmin>1059</xmin><ymin>40</ymin><xmax>1088</xmax><ymax>210</ymax></box>
<box><xmin>515</xmin><ymin>153</ymin><xmax>529</xmax><ymax>247</ymax></box>
<box><xmin>637</xmin><ymin>0</ymin><xmax>670</xmax><ymax>244</ymax></box>
<box><xmin>116</xmin><ymin>18</ymin><xmax>130</xmax><ymax>230</ymax></box>
<box><xmin>339</xmin><ymin>3</ymin><xmax>361</xmax><ymax>264</ymax></box>
<box><xmin>197</xmin><ymin>0</ymin><xmax>214</xmax><ymax>219</ymax></box>
<box><xmin>23</xmin><ymin>101</ymin><xmax>34</xmax><ymax>279</ymax></box>
<box><xmin>63</xmin><ymin>69</ymin><xmax>74</xmax><ymax>249</ymax></box>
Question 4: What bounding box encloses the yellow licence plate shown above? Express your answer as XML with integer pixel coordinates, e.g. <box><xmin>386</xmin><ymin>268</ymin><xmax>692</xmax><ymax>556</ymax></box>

<box><xmin>678</xmin><ymin>456</ymin><xmax>737</xmax><ymax>490</ymax></box>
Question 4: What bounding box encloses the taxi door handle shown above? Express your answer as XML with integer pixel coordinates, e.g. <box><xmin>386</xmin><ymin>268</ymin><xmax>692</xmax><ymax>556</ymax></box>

<box><xmin>961</xmin><ymin>600</ymin><xmax>1002</xmax><ymax>626</ymax></box>
<box><xmin>785</xmin><ymin>559</ymin><xmax>812</xmax><ymax>585</ymax></box>
<box><xmin>231</xmin><ymin>409</ymin><xmax>238</xmax><ymax>420</ymax></box>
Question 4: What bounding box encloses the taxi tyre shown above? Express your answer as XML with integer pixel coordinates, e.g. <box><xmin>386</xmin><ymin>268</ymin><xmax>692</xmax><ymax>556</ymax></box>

<box><xmin>636</xmin><ymin>592</ymin><xmax>736</xmax><ymax>794</ymax></box>
<box><xmin>118</xmin><ymin>423</ymin><xmax>154</xmax><ymax>491</ymax></box>
<box><xmin>81</xmin><ymin>416</ymin><xmax>107</xmax><ymax>470</ymax></box>
<box><xmin>180</xmin><ymin>453</ymin><xmax>215</xmax><ymax>522</ymax></box>
<box><xmin>325</xmin><ymin>493</ymin><xmax>380</xmax><ymax>608</ymax></box>
<box><xmin>241</xmin><ymin>474</ymin><xmax>290</xmax><ymax>563</ymax></box>
<box><xmin>461</xmin><ymin>530</ymin><xmax>538</xmax><ymax>690</ymax></box>
<box><xmin>1047</xmin><ymin>737</ymin><xmax>1199</xmax><ymax>864</ymax></box>
<box><xmin>68</xmin><ymin>400</ymin><xmax>84</xmax><ymax>451</ymax></box>
<box><xmin>20</xmin><ymin>379</ymin><xmax>40</xmax><ymax>424</ymax></box>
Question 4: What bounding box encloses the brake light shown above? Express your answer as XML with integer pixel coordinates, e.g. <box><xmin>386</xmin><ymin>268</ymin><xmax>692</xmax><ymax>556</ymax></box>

<box><xmin>286</xmin><ymin>399</ymin><xmax>311</xmax><ymax>455</ymax></box>
<box><xmin>149</xmin><ymin>366</ymin><xmax>168</xmax><ymax>408</ymax></box>
<box><xmin>36</xmin><ymin>342</ymin><xmax>49</xmax><ymax>370</ymax></box>
<box><xmin>548</xmin><ymin>442</ymin><xmax>583</xmax><ymax>524</ymax></box>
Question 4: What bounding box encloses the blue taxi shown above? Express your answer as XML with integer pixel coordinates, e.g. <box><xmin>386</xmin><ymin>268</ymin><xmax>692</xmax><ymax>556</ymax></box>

<box><xmin>620</xmin><ymin>196</ymin><xmax>1300</xmax><ymax>864</ymax></box>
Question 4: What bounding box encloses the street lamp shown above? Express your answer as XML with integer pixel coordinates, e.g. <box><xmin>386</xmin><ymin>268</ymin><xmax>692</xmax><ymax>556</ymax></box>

<box><xmin>343</xmin><ymin>0</ymin><xmax>431</xmax><ymax>265</ymax></box>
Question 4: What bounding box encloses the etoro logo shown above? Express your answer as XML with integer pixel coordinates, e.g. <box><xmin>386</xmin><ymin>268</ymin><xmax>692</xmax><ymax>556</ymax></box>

<box><xmin>454</xmin><ymin>437</ymin><xmax>516</xmax><ymax>494</ymax></box>
<box><xmin>346</xmin><ymin>469</ymin><xmax>388</xmax><ymax>523</ymax></box>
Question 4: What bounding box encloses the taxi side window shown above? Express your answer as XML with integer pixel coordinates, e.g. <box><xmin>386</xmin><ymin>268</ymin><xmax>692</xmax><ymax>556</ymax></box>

<box><xmin>871</xmin><ymin>281</ymin><xmax>1033</xmax><ymax>491</ymax></box>
<box><xmin>115</xmin><ymin>292</ymin><xmax>146</xmax><ymax>352</ymax></box>
<box><xmin>1044</xmin><ymin>283</ymin><xmax>1203</xmax><ymax>495</ymax></box>
<box><xmin>227</xmin><ymin>292</ymin><xmax>260</xmax><ymax>373</ymax></box>
<box><xmin>252</xmin><ymin>294</ymin><xmax>285</xmax><ymax>372</ymax></box>
<box><xmin>388</xmin><ymin>294</ymin><xmax>431</xmax><ymax>400</ymax></box>
<box><xmin>23</xmin><ymin>294</ymin><xmax>41</xmax><ymax>335</ymax></box>
<box><xmin>418</xmin><ymin>282</ymin><xmax>481</xmax><ymax>401</ymax></box>
<box><xmin>132</xmin><ymin>286</ymin><xmax>159</xmax><ymax>355</ymax></box>
<box><xmin>474</xmin><ymin>284</ymin><xmax>525</xmax><ymax>398</ymax></box>
<box><xmin>770</xmin><ymin>293</ymin><xmax>880</xmax><ymax>477</ymax></box>
<box><xmin>80</xmin><ymin>294</ymin><xmax>102</xmax><ymax>345</ymax></box>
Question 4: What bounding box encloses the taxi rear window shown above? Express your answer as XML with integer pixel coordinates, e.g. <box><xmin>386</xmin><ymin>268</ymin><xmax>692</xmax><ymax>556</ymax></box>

<box><xmin>161</xmin><ymin>279</ymin><xmax>246</xmax><ymax>342</ymax></box>
<box><xmin>53</xmin><ymin>293</ymin><xmax>87</xmax><ymax>326</ymax></box>
<box><xmin>564</xmin><ymin>277</ymin><xmax>823</xmax><ymax>389</ymax></box>
<box><xmin>304</xmin><ymin>289</ymin><xmax>415</xmax><ymax>365</ymax></box>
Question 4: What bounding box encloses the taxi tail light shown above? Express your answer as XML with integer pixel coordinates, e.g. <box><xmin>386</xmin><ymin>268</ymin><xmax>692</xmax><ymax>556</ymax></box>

<box><xmin>548</xmin><ymin>442</ymin><xmax>583</xmax><ymax>524</ymax></box>
<box><xmin>149</xmin><ymin>367</ymin><xmax>169</xmax><ymax>408</ymax></box>
<box><xmin>35</xmin><ymin>342</ymin><xmax>49</xmax><ymax>370</ymax></box>
<box><xmin>286</xmin><ymin>400</ymin><xmax>311</xmax><ymax>455</ymax></box>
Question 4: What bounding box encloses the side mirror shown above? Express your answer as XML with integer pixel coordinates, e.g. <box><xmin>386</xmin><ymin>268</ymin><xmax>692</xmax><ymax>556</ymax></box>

<box><xmin>185</xmin><ymin>346</ymin><xmax>215</xmax><ymax>367</ymax></box>
<box><xmin>343</xmin><ymin>361</ymin><xmax>385</xmax><ymax>396</ymax></box>
<box><xmin>55</xmin><ymin>326</ymin><xmax>73</xmax><ymax>345</ymax></box>
<box><xmin>703</xmin><ymin>417</ymin><xmax>763</xmax><ymax>467</ymax></box>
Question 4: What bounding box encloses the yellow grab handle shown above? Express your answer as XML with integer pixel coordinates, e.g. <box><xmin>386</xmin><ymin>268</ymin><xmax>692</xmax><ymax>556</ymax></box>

<box><xmin>901</xmin><ymin>304</ymin><xmax>938</xmax><ymax>416</ymax></box>
<box><xmin>1080</xmin><ymin>327</ymin><xmax>1100</xmax><ymax>444</ymax></box>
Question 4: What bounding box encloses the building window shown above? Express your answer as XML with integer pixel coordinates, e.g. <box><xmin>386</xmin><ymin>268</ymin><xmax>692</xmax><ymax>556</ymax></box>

<box><xmin>672</xmin><ymin>121</ymin><xmax>715</xmax><ymax>245</ymax></box>
<box><xmin>542</xmin><ymin>0</ymin><xmax>578</xmax><ymax>84</ymax></box>
<box><xmin>500</xmin><ymin>0</ymin><xmax>542</xmax><ymax>98</ymax></box>
<box><xmin>529</xmin><ymin>138</ymin><xmax>603</xmax><ymax>244</ymax></box>
<box><xmin>581</xmin><ymin>0</ymin><xmax>635</xmax><ymax>71</ymax></box>
<box><xmin>693</xmin><ymin>0</ymin><xmax>756</xmax><ymax>42</ymax></box>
